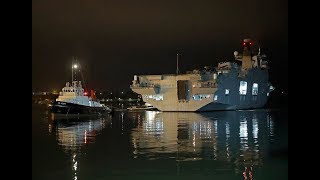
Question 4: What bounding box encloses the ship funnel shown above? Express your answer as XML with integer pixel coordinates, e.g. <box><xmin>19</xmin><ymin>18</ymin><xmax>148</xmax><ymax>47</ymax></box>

<box><xmin>243</xmin><ymin>38</ymin><xmax>252</xmax><ymax>42</ymax></box>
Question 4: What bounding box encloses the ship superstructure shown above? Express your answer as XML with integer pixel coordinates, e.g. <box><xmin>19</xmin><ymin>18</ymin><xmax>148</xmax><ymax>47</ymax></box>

<box><xmin>130</xmin><ymin>39</ymin><xmax>274</xmax><ymax>112</ymax></box>
<box><xmin>55</xmin><ymin>81</ymin><xmax>104</xmax><ymax>107</ymax></box>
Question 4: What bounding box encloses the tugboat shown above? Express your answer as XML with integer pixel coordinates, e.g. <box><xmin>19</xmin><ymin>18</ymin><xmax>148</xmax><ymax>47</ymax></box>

<box><xmin>50</xmin><ymin>60</ymin><xmax>112</xmax><ymax>118</ymax></box>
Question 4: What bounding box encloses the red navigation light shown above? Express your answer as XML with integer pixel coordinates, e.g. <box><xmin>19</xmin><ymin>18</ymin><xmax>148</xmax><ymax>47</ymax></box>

<box><xmin>243</xmin><ymin>41</ymin><xmax>253</xmax><ymax>47</ymax></box>
<box><xmin>84</xmin><ymin>92</ymin><xmax>88</xmax><ymax>95</ymax></box>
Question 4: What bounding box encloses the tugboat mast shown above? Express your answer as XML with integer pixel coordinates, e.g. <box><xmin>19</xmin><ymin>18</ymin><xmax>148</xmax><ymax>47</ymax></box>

<box><xmin>71</xmin><ymin>57</ymin><xmax>79</xmax><ymax>82</ymax></box>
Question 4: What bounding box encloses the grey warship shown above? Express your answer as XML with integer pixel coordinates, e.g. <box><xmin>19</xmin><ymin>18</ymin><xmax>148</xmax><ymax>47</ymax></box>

<box><xmin>130</xmin><ymin>39</ymin><xmax>274</xmax><ymax>111</ymax></box>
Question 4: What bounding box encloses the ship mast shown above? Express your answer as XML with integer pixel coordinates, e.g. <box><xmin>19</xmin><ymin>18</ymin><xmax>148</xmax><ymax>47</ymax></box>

<box><xmin>72</xmin><ymin>57</ymin><xmax>74</xmax><ymax>82</ymax></box>
<box><xmin>71</xmin><ymin>57</ymin><xmax>88</xmax><ymax>91</ymax></box>
<box><xmin>176</xmin><ymin>50</ymin><xmax>179</xmax><ymax>74</ymax></box>
<box><xmin>71</xmin><ymin>57</ymin><xmax>79</xmax><ymax>82</ymax></box>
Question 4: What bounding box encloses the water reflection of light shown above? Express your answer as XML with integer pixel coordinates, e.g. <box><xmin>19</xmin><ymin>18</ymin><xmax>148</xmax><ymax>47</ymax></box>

<box><xmin>239</xmin><ymin>117</ymin><xmax>248</xmax><ymax>151</ymax></box>
<box><xmin>193</xmin><ymin>133</ymin><xmax>196</xmax><ymax>149</ymax></box>
<box><xmin>128</xmin><ymin>110</ymin><xmax>278</xmax><ymax>178</ymax></box>
<box><xmin>144</xmin><ymin>113</ymin><xmax>163</xmax><ymax>135</ymax></box>
<box><xmin>137</xmin><ymin>114</ymin><xmax>141</xmax><ymax>128</ymax></box>
<box><xmin>226</xmin><ymin>122</ymin><xmax>230</xmax><ymax>139</ymax></box>
<box><xmin>199</xmin><ymin>121</ymin><xmax>212</xmax><ymax>138</ymax></box>
<box><xmin>121</xmin><ymin>112</ymin><xmax>124</xmax><ymax>133</ymax></box>
<box><xmin>213</xmin><ymin>120</ymin><xmax>218</xmax><ymax>160</ymax></box>
<box><xmin>56</xmin><ymin>119</ymin><xmax>107</xmax><ymax>150</ymax></box>
<box><xmin>252</xmin><ymin>115</ymin><xmax>258</xmax><ymax>146</ymax></box>
<box><xmin>89</xmin><ymin>121</ymin><xmax>92</xmax><ymax>132</ymax></box>
<box><xmin>225</xmin><ymin>122</ymin><xmax>230</xmax><ymax>159</ymax></box>
<box><xmin>72</xmin><ymin>154</ymin><xmax>78</xmax><ymax>180</ymax></box>
<box><xmin>50</xmin><ymin>116</ymin><xmax>111</xmax><ymax>180</ymax></box>
<box><xmin>48</xmin><ymin>124</ymin><xmax>52</xmax><ymax>134</ymax></box>
<box><xmin>145</xmin><ymin>111</ymin><xmax>159</xmax><ymax>121</ymax></box>
<box><xmin>84</xmin><ymin>130</ymin><xmax>87</xmax><ymax>144</ymax></box>
<box><xmin>267</xmin><ymin>114</ymin><xmax>274</xmax><ymax>142</ymax></box>
<box><xmin>214</xmin><ymin>120</ymin><xmax>218</xmax><ymax>138</ymax></box>
<box><xmin>132</xmin><ymin>138</ymin><xmax>138</xmax><ymax>158</ymax></box>
<box><xmin>207</xmin><ymin>122</ymin><xmax>212</xmax><ymax>137</ymax></box>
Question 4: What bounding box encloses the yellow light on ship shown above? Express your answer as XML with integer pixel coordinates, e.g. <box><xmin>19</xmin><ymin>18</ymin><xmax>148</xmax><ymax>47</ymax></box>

<box><xmin>73</xmin><ymin>64</ymin><xmax>78</xmax><ymax>69</ymax></box>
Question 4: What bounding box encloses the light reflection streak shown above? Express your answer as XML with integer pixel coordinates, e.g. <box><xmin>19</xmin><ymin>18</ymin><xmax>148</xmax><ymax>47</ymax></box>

<box><xmin>239</xmin><ymin>117</ymin><xmax>248</xmax><ymax>152</ymax></box>
<box><xmin>128</xmin><ymin>110</ymin><xmax>276</xmax><ymax>178</ymax></box>
<box><xmin>49</xmin><ymin>115</ymin><xmax>111</xmax><ymax>180</ymax></box>
<box><xmin>225</xmin><ymin>122</ymin><xmax>230</xmax><ymax>160</ymax></box>
<box><xmin>252</xmin><ymin>115</ymin><xmax>259</xmax><ymax>147</ymax></box>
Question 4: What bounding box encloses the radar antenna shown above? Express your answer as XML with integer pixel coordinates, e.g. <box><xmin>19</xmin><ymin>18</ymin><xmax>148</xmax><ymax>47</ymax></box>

<box><xmin>176</xmin><ymin>49</ymin><xmax>180</xmax><ymax>74</ymax></box>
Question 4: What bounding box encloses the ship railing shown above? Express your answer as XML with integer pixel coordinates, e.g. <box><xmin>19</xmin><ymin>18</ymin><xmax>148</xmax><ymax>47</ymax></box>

<box><xmin>199</xmin><ymin>84</ymin><xmax>217</xmax><ymax>88</ymax></box>
<box><xmin>193</xmin><ymin>82</ymin><xmax>217</xmax><ymax>88</ymax></box>
<box><xmin>130</xmin><ymin>83</ymin><xmax>155</xmax><ymax>88</ymax></box>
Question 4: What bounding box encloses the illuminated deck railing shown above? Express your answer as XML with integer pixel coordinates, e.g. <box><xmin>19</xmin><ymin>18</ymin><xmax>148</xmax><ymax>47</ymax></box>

<box><xmin>131</xmin><ymin>83</ymin><xmax>156</xmax><ymax>88</ymax></box>
<box><xmin>192</xmin><ymin>82</ymin><xmax>217</xmax><ymax>88</ymax></box>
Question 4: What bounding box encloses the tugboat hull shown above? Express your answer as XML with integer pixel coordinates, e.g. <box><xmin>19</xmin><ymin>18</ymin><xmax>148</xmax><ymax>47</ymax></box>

<box><xmin>50</xmin><ymin>101</ymin><xmax>112</xmax><ymax>117</ymax></box>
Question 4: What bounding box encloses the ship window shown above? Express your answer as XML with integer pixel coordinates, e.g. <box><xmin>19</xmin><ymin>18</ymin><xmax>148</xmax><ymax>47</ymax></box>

<box><xmin>193</xmin><ymin>94</ymin><xmax>202</xmax><ymax>100</ymax></box>
<box><xmin>269</xmin><ymin>85</ymin><xmax>275</xmax><ymax>91</ymax></box>
<box><xmin>214</xmin><ymin>95</ymin><xmax>218</xmax><ymax>101</ymax></box>
<box><xmin>225</xmin><ymin>89</ymin><xmax>229</xmax><ymax>95</ymax></box>
<box><xmin>193</xmin><ymin>94</ymin><xmax>210</xmax><ymax>100</ymax></box>
<box><xmin>239</xmin><ymin>81</ymin><xmax>247</xmax><ymax>95</ymax></box>
<box><xmin>153</xmin><ymin>95</ymin><xmax>163</xmax><ymax>100</ymax></box>
<box><xmin>252</xmin><ymin>83</ymin><xmax>258</xmax><ymax>95</ymax></box>
<box><xmin>193</xmin><ymin>95</ymin><xmax>199</xmax><ymax>100</ymax></box>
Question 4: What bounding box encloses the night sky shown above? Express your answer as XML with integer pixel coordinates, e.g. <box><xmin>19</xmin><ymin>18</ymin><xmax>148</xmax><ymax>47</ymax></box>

<box><xmin>32</xmin><ymin>0</ymin><xmax>288</xmax><ymax>92</ymax></box>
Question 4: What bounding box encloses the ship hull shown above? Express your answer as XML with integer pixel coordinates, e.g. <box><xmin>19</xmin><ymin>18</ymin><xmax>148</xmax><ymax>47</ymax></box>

<box><xmin>196</xmin><ymin>102</ymin><xmax>265</xmax><ymax>112</ymax></box>
<box><xmin>50</xmin><ymin>101</ymin><xmax>112</xmax><ymax>117</ymax></box>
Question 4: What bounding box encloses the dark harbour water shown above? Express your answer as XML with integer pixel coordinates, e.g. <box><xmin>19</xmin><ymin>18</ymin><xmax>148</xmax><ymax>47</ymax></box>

<box><xmin>32</xmin><ymin>104</ymin><xmax>288</xmax><ymax>180</ymax></box>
